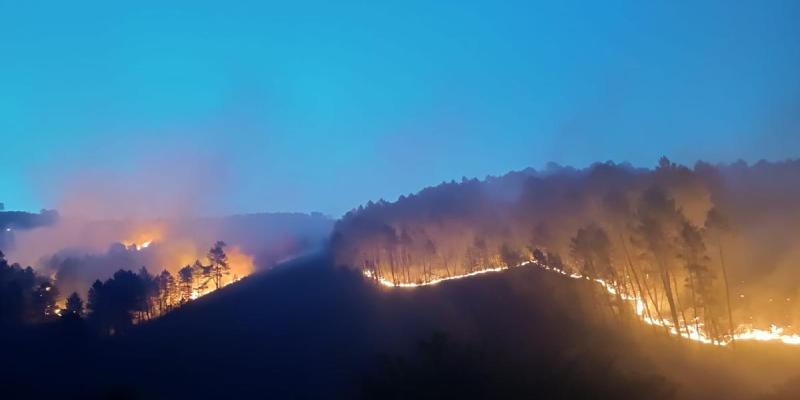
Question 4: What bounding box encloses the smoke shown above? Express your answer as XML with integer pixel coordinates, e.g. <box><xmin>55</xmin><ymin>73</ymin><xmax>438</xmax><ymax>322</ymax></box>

<box><xmin>329</xmin><ymin>157</ymin><xmax>800</xmax><ymax>398</ymax></box>
<box><xmin>0</xmin><ymin>130</ymin><xmax>338</xmax><ymax>300</ymax></box>
<box><xmin>33</xmin><ymin>136</ymin><xmax>233</xmax><ymax>220</ymax></box>
<box><xmin>8</xmin><ymin>212</ymin><xmax>333</xmax><ymax>301</ymax></box>
<box><xmin>333</xmin><ymin>157</ymin><xmax>800</xmax><ymax>331</ymax></box>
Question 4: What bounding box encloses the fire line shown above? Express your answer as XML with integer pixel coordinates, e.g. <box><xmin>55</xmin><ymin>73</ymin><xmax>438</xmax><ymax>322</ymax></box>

<box><xmin>363</xmin><ymin>261</ymin><xmax>800</xmax><ymax>347</ymax></box>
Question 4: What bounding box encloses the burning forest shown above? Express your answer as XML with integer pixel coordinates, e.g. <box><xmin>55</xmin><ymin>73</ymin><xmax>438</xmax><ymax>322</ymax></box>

<box><xmin>4</xmin><ymin>2</ymin><xmax>800</xmax><ymax>397</ymax></box>
<box><xmin>0</xmin><ymin>212</ymin><xmax>333</xmax><ymax>334</ymax></box>
<box><xmin>334</xmin><ymin>158</ymin><xmax>800</xmax><ymax>348</ymax></box>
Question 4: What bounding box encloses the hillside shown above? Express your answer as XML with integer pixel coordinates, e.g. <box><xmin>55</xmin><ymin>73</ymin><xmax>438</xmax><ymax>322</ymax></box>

<box><xmin>6</xmin><ymin>251</ymin><xmax>800</xmax><ymax>399</ymax></box>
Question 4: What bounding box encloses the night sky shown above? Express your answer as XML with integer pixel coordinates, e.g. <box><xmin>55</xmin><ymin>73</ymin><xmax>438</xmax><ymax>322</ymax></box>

<box><xmin>2</xmin><ymin>1</ymin><xmax>799</xmax><ymax>216</ymax></box>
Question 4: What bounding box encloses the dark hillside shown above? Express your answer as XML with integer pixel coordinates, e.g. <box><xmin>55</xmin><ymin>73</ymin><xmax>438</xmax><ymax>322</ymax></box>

<box><xmin>3</xmin><ymin>252</ymin><xmax>684</xmax><ymax>399</ymax></box>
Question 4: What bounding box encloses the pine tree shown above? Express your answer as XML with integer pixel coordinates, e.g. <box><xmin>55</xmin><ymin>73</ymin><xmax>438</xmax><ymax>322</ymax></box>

<box><xmin>65</xmin><ymin>292</ymin><xmax>84</xmax><ymax>318</ymax></box>
<box><xmin>207</xmin><ymin>241</ymin><xmax>230</xmax><ymax>289</ymax></box>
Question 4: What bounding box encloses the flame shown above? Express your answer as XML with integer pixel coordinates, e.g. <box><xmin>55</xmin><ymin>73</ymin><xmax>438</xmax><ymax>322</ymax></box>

<box><xmin>123</xmin><ymin>240</ymin><xmax>153</xmax><ymax>251</ymax></box>
<box><xmin>187</xmin><ymin>245</ymin><xmax>253</xmax><ymax>301</ymax></box>
<box><xmin>363</xmin><ymin>267</ymin><xmax>507</xmax><ymax>288</ymax></box>
<box><xmin>122</xmin><ymin>222</ymin><xmax>164</xmax><ymax>251</ymax></box>
<box><xmin>363</xmin><ymin>261</ymin><xmax>800</xmax><ymax>347</ymax></box>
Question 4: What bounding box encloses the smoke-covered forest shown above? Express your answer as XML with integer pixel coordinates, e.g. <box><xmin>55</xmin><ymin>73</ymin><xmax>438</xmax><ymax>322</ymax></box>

<box><xmin>0</xmin><ymin>212</ymin><xmax>333</xmax><ymax>336</ymax></box>
<box><xmin>5</xmin><ymin>1</ymin><xmax>800</xmax><ymax>398</ymax></box>
<box><xmin>5</xmin><ymin>159</ymin><xmax>800</xmax><ymax>399</ymax></box>
<box><xmin>333</xmin><ymin>158</ymin><xmax>800</xmax><ymax>343</ymax></box>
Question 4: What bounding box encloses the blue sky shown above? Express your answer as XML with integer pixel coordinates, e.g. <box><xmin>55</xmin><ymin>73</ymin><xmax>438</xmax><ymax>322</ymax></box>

<box><xmin>1</xmin><ymin>1</ymin><xmax>799</xmax><ymax>216</ymax></box>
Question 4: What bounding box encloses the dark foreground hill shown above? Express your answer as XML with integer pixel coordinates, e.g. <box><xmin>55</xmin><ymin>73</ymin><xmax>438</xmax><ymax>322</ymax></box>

<box><xmin>4</xmin><ymin>253</ymin><xmax>800</xmax><ymax>399</ymax></box>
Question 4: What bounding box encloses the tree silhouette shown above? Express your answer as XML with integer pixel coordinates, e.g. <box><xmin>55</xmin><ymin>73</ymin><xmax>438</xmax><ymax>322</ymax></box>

<box><xmin>705</xmin><ymin>207</ymin><xmax>735</xmax><ymax>343</ymax></box>
<box><xmin>633</xmin><ymin>186</ymin><xmax>686</xmax><ymax>336</ymax></box>
<box><xmin>0</xmin><ymin>250</ymin><xmax>40</xmax><ymax>326</ymax></box>
<box><xmin>571</xmin><ymin>225</ymin><xmax>623</xmax><ymax>319</ymax></box>
<box><xmin>678</xmin><ymin>221</ymin><xmax>716</xmax><ymax>339</ymax></box>
<box><xmin>87</xmin><ymin>270</ymin><xmax>148</xmax><ymax>335</ymax></box>
<box><xmin>178</xmin><ymin>265</ymin><xmax>194</xmax><ymax>303</ymax></box>
<box><xmin>65</xmin><ymin>292</ymin><xmax>84</xmax><ymax>318</ymax></box>
<box><xmin>193</xmin><ymin>259</ymin><xmax>211</xmax><ymax>295</ymax></box>
<box><xmin>138</xmin><ymin>267</ymin><xmax>157</xmax><ymax>321</ymax></box>
<box><xmin>207</xmin><ymin>241</ymin><xmax>230</xmax><ymax>289</ymax></box>
<box><xmin>154</xmin><ymin>270</ymin><xmax>177</xmax><ymax>314</ymax></box>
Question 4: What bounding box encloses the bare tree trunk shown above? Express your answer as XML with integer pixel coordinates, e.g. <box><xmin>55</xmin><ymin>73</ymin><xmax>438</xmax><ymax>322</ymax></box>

<box><xmin>670</xmin><ymin>271</ymin><xmax>691</xmax><ymax>338</ymax></box>
<box><xmin>588</xmin><ymin>259</ymin><xmax>620</xmax><ymax>321</ymax></box>
<box><xmin>621</xmin><ymin>244</ymin><xmax>658</xmax><ymax>333</ymax></box>
<box><xmin>642</xmin><ymin>271</ymin><xmax>669</xmax><ymax>335</ymax></box>
<box><xmin>687</xmin><ymin>272</ymin><xmax>701</xmax><ymax>337</ymax></box>
<box><xmin>717</xmin><ymin>234</ymin><xmax>736</xmax><ymax>346</ymax></box>
<box><xmin>619</xmin><ymin>236</ymin><xmax>657</xmax><ymax>325</ymax></box>
<box><xmin>388</xmin><ymin>249</ymin><xmax>397</xmax><ymax>284</ymax></box>
<box><xmin>657</xmin><ymin>256</ymin><xmax>682</xmax><ymax>338</ymax></box>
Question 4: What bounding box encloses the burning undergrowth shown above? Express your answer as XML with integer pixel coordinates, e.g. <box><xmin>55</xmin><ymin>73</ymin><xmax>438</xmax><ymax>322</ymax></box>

<box><xmin>333</xmin><ymin>158</ymin><xmax>800</xmax><ymax>348</ymax></box>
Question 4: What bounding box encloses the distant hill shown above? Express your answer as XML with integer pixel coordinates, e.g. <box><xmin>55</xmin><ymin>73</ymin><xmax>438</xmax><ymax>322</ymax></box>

<box><xmin>0</xmin><ymin>209</ymin><xmax>58</xmax><ymax>251</ymax></box>
<box><xmin>0</xmin><ymin>209</ymin><xmax>59</xmax><ymax>230</ymax></box>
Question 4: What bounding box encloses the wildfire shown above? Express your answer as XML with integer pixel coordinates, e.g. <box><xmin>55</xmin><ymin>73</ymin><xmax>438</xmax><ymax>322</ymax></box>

<box><xmin>363</xmin><ymin>261</ymin><xmax>800</xmax><ymax>347</ymax></box>
<box><xmin>189</xmin><ymin>274</ymin><xmax>245</xmax><ymax>301</ymax></box>
<box><xmin>363</xmin><ymin>267</ymin><xmax>507</xmax><ymax>288</ymax></box>
<box><xmin>122</xmin><ymin>222</ymin><xmax>164</xmax><ymax>251</ymax></box>
<box><xmin>124</xmin><ymin>240</ymin><xmax>153</xmax><ymax>251</ymax></box>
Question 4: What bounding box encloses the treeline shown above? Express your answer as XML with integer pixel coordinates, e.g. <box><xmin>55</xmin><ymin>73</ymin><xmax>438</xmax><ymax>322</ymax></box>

<box><xmin>0</xmin><ymin>250</ymin><xmax>60</xmax><ymax>326</ymax></box>
<box><xmin>332</xmin><ymin>157</ymin><xmax>800</xmax><ymax>343</ymax></box>
<box><xmin>1</xmin><ymin>241</ymin><xmax>234</xmax><ymax>335</ymax></box>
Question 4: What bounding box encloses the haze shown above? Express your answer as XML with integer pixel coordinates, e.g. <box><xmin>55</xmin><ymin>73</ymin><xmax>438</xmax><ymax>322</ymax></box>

<box><xmin>2</xmin><ymin>1</ymin><xmax>799</xmax><ymax>217</ymax></box>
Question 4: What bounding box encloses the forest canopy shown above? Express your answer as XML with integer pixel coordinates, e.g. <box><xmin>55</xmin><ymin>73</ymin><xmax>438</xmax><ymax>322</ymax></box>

<box><xmin>333</xmin><ymin>158</ymin><xmax>800</xmax><ymax>342</ymax></box>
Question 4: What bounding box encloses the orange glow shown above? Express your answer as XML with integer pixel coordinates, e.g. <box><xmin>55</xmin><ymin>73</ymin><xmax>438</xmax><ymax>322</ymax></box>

<box><xmin>122</xmin><ymin>222</ymin><xmax>164</xmax><ymax>251</ymax></box>
<box><xmin>188</xmin><ymin>245</ymin><xmax>253</xmax><ymax>300</ymax></box>
<box><xmin>364</xmin><ymin>260</ymin><xmax>800</xmax><ymax>347</ymax></box>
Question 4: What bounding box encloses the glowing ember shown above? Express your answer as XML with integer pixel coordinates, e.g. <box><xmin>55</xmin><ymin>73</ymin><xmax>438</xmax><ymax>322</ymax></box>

<box><xmin>363</xmin><ymin>261</ymin><xmax>800</xmax><ymax>347</ymax></box>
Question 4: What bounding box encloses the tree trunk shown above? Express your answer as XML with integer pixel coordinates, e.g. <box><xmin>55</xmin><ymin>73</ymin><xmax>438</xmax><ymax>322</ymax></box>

<box><xmin>687</xmin><ymin>271</ymin><xmax>701</xmax><ymax>338</ymax></box>
<box><xmin>643</xmin><ymin>271</ymin><xmax>670</xmax><ymax>335</ymax></box>
<box><xmin>670</xmin><ymin>271</ymin><xmax>691</xmax><ymax>339</ymax></box>
<box><xmin>656</xmin><ymin>256</ymin><xmax>682</xmax><ymax>338</ymax></box>
<box><xmin>589</xmin><ymin>259</ymin><xmax>620</xmax><ymax>321</ymax></box>
<box><xmin>388</xmin><ymin>249</ymin><xmax>397</xmax><ymax>284</ymax></box>
<box><xmin>717</xmin><ymin>234</ymin><xmax>736</xmax><ymax>346</ymax></box>
<box><xmin>624</xmin><ymin>254</ymin><xmax>658</xmax><ymax>333</ymax></box>
<box><xmin>619</xmin><ymin>235</ymin><xmax>659</xmax><ymax>333</ymax></box>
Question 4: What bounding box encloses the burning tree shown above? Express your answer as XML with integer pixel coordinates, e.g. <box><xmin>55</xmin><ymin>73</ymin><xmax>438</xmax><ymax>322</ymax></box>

<box><xmin>677</xmin><ymin>221</ymin><xmax>718</xmax><ymax>340</ymax></box>
<box><xmin>633</xmin><ymin>186</ymin><xmax>686</xmax><ymax>337</ymax></box>
<box><xmin>570</xmin><ymin>224</ymin><xmax>626</xmax><ymax>318</ymax></box>
<box><xmin>31</xmin><ymin>282</ymin><xmax>59</xmax><ymax>321</ymax></box>
<box><xmin>705</xmin><ymin>207</ymin><xmax>735</xmax><ymax>342</ymax></box>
